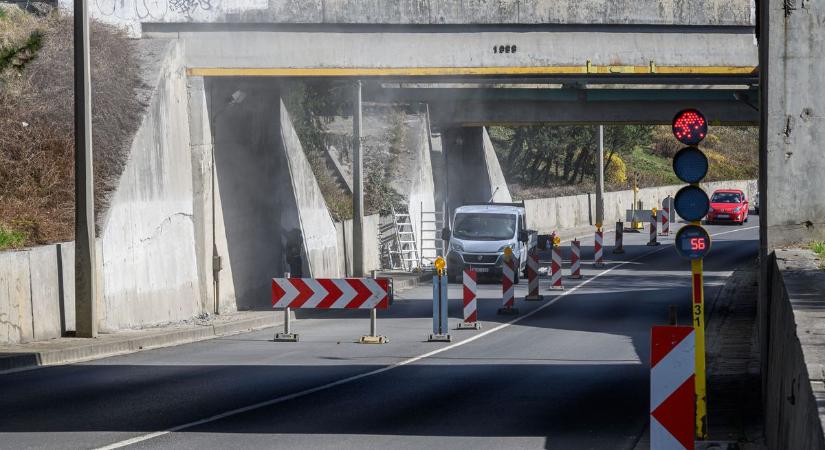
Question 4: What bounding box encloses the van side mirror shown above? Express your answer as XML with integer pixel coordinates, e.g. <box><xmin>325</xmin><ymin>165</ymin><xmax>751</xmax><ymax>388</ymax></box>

<box><xmin>441</xmin><ymin>227</ymin><xmax>451</xmax><ymax>241</ymax></box>
<box><xmin>518</xmin><ymin>230</ymin><xmax>529</xmax><ymax>243</ymax></box>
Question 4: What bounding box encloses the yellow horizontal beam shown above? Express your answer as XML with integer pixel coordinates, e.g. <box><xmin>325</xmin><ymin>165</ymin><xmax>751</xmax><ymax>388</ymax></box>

<box><xmin>186</xmin><ymin>65</ymin><xmax>757</xmax><ymax>77</ymax></box>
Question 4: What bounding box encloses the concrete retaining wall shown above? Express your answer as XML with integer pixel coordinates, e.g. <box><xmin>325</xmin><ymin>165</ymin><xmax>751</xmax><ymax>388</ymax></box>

<box><xmin>335</xmin><ymin>215</ymin><xmax>381</xmax><ymax>276</ymax></box>
<box><xmin>98</xmin><ymin>39</ymin><xmax>202</xmax><ymax>330</ymax></box>
<box><xmin>765</xmin><ymin>249</ymin><xmax>825</xmax><ymax>450</ymax></box>
<box><xmin>525</xmin><ymin>179</ymin><xmax>757</xmax><ymax>233</ymax></box>
<box><xmin>0</xmin><ymin>242</ymin><xmax>77</xmax><ymax>343</ymax></box>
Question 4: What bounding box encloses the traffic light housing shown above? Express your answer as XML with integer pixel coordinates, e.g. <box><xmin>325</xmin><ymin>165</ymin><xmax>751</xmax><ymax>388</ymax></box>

<box><xmin>671</xmin><ymin>109</ymin><xmax>711</xmax><ymax>260</ymax></box>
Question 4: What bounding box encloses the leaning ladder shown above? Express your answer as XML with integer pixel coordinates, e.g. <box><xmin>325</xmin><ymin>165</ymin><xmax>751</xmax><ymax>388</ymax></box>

<box><xmin>419</xmin><ymin>201</ymin><xmax>444</xmax><ymax>268</ymax></box>
<box><xmin>391</xmin><ymin>208</ymin><xmax>419</xmax><ymax>271</ymax></box>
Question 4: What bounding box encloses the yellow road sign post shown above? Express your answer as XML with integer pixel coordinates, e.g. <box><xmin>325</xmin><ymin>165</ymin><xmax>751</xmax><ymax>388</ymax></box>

<box><xmin>691</xmin><ymin>255</ymin><xmax>708</xmax><ymax>439</ymax></box>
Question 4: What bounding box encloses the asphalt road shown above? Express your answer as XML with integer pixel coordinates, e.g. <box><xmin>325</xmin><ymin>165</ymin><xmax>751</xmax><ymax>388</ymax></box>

<box><xmin>0</xmin><ymin>220</ymin><xmax>759</xmax><ymax>450</ymax></box>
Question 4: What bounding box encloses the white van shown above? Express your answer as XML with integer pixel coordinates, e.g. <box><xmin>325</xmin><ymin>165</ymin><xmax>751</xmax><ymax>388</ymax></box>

<box><xmin>443</xmin><ymin>203</ymin><xmax>534</xmax><ymax>283</ymax></box>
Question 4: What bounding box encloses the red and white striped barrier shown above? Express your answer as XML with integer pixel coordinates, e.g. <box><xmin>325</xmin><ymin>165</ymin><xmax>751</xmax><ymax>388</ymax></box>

<box><xmin>525</xmin><ymin>251</ymin><xmax>544</xmax><ymax>301</ymax></box>
<box><xmin>457</xmin><ymin>269</ymin><xmax>481</xmax><ymax>329</ymax></box>
<box><xmin>651</xmin><ymin>326</ymin><xmax>695</xmax><ymax>450</ymax></box>
<box><xmin>498</xmin><ymin>256</ymin><xmax>519</xmax><ymax>315</ymax></box>
<box><xmin>570</xmin><ymin>239</ymin><xmax>582</xmax><ymax>279</ymax></box>
<box><xmin>594</xmin><ymin>229</ymin><xmax>605</xmax><ymax>268</ymax></box>
<box><xmin>272</xmin><ymin>278</ymin><xmax>389</xmax><ymax>309</ymax></box>
<box><xmin>661</xmin><ymin>196</ymin><xmax>674</xmax><ymax>236</ymax></box>
<box><xmin>272</xmin><ymin>277</ymin><xmax>390</xmax><ymax>343</ymax></box>
<box><xmin>550</xmin><ymin>246</ymin><xmax>563</xmax><ymax>289</ymax></box>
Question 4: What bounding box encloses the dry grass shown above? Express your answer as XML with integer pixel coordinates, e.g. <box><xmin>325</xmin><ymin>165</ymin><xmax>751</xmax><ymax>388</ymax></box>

<box><xmin>0</xmin><ymin>10</ymin><xmax>143</xmax><ymax>247</ymax></box>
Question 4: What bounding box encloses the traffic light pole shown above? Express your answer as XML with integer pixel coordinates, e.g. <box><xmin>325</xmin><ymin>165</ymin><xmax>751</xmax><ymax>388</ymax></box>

<box><xmin>691</xmin><ymin>253</ymin><xmax>708</xmax><ymax>440</ymax></box>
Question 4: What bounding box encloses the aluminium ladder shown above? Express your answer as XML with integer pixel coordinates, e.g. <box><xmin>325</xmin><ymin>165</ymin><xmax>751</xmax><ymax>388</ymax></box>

<box><xmin>390</xmin><ymin>207</ymin><xmax>419</xmax><ymax>271</ymax></box>
<box><xmin>419</xmin><ymin>201</ymin><xmax>444</xmax><ymax>268</ymax></box>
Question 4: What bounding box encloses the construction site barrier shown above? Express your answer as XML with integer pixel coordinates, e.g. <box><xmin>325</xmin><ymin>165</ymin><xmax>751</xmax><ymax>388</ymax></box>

<box><xmin>271</xmin><ymin>276</ymin><xmax>390</xmax><ymax>343</ymax></box>
<box><xmin>594</xmin><ymin>229</ymin><xmax>605</xmax><ymax>268</ymax></box>
<box><xmin>457</xmin><ymin>269</ymin><xmax>481</xmax><ymax>329</ymax></box>
<box><xmin>550</xmin><ymin>246</ymin><xmax>564</xmax><ymax>290</ymax></box>
<box><xmin>651</xmin><ymin>326</ymin><xmax>696</xmax><ymax>450</ymax></box>
<box><xmin>498</xmin><ymin>254</ymin><xmax>519</xmax><ymax>315</ymax></box>
<box><xmin>525</xmin><ymin>251</ymin><xmax>544</xmax><ymax>301</ymax></box>
<box><xmin>570</xmin><ymin>239</ymin><xmax>582</xmax><ymax>279</ymax></box>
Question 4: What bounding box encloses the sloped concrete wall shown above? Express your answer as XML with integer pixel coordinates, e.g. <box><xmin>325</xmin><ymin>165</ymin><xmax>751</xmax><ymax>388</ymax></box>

<box><xmin>279</xmin><ymin>99</ymin><xmax>341</xmax><ymax>278</ymax></box>
<box><xmin>99</xmin><ymin>40</ymin><xmax>202</xmax><ymax>330</ymax></box>
<box><xmin>402</xmin><ymin>116</ymin><xmax>437</xmax><ymax>266</ymax></box>
<box><xmin>482</xmin><ymin>127</ymin><xmax>513</xmax><ymax>204</ymax></box>
<box><xmin>444</xmin><ymin>127</ymin><xmax>513</xmax><ymax>217</ymax></box>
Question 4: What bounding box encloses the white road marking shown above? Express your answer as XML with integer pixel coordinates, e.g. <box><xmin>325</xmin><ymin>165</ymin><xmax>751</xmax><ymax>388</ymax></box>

<box><xmin>95</xmin><ymin>225</ymin><xmax>757</xmax><ymax>449</ymax></box>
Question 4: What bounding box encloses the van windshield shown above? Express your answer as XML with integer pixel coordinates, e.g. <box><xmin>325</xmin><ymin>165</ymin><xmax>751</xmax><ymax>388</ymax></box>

<box><xmin>453</xmin><ymin>213</ymin><xmax>516</xmax><ymax>241</ymax></box>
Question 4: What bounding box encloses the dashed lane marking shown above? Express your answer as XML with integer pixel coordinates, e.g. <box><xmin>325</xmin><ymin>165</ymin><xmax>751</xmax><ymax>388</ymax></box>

<box><xmin>95</xmin><ymin>226</ymin><xmax>758</xmax><ymax>449</ymax></box>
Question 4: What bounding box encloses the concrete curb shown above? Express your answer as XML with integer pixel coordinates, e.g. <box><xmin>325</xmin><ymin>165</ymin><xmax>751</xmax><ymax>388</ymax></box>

<box><xmin>0</xmin><ymin>313</ymin><xmax>278</xmax><ymax>374</ymax></box>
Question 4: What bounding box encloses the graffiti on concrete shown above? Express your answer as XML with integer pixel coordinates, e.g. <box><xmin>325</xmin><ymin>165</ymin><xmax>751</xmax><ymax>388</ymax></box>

<box><xmin>93</xmin><ymin>0</ymin><xmax>220</xmax><ymax>21</ymax></box>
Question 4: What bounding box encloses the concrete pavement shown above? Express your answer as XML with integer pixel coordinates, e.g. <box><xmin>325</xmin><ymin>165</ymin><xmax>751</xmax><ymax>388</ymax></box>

<box><xmin>0</xmin><ymin>220</ymin><xmax>758</xmax><ymax>449</ymax></box>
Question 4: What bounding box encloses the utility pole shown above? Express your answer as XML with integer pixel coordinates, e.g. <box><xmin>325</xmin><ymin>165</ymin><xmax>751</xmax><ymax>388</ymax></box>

<box><xmin>352</xmin><ymin>81</ymin><xmax>364</xmax><ymax>277</ymax></box>
<box><xmin>596</xmin><ymin>125</ymin><xmax>605</xmax><ymax>227</ymax></box>
<box><xmin>74</xmin><ymin>0</ymin><xmax>97</xmax><ymax>337</ymax></box>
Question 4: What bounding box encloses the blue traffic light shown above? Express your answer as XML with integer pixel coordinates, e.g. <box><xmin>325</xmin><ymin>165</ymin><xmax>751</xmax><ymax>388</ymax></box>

<box><xmin>674</xmin><ymin>185</ymin><xmax>710</xmax><ymax>222</ymax></box>
<box><xmin>672</xmin><ymin>146</ymin><xmax>709</xmax><ymax>184</ymax></box>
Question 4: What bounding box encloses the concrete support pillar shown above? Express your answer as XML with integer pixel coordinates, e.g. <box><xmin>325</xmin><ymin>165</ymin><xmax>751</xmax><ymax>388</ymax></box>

<box><xmin>187</xmin><ymin>76</ymin><xmax>216</xmax><ymax>315</ymax></box>
<box><xmin>352</xmin><ymin>81</ymin><xmax>364</xmax><ymax>277</ymax></box>
<box><xmin>74</xmin><ymin>0</ymin><xmax>97</xmax><ymax>337</ymax></box>
<box><xmin>596</xmin><ymin>125</ymin><xmax>605</xmax><ymax>227</ymax></box>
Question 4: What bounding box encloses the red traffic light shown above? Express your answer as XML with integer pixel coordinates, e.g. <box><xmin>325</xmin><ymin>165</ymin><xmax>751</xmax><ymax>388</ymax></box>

<box><xmin>672</xmin><ymin>109</ymin><xmax>707</xmax><ymax>146</ymax></box>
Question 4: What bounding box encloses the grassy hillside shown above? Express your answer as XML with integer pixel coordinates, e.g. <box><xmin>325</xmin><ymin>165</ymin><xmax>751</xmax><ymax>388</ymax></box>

<box><xmin>0</xmin><ymin>6</ymin><xmax>142</xmax><ymax>250</ymax></box>
<box><xmin>489</xmin><ymin>124</ymin><xmax>758</xmax><ymax>200</ymax></box>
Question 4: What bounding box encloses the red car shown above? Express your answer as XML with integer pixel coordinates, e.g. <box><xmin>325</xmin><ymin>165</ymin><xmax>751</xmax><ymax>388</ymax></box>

<box><xmin>706</xmin><ymin>189</ymin><xmax>749</xmax><ymax>224</ymax></box>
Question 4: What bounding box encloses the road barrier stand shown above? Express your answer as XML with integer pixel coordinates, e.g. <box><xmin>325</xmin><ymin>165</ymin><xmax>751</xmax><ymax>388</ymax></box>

<box><xmin>651</xmin><ymin>326</ymin><xmax>696</xmax><ymax>450</ymax></box>
<box><xmin>525</xmin><ymin>250</ymin><xmax>544</xmax><ymax>301</ymax></box>
<box><xmin>613</xmin><ymin>222</ymin><xmax>625</xmax><ymax>254</ymax></box>
<box><xmin>498</xmin><ymin>248</ymin><xmax>519</xmax><ymax>315</ymax></box>
<box><xmin>570</xmin><ymin>239</ymin><xmax>582</xmax><ymax>279</ymax></box>
<box><xmin>457</xmin><ymin>268</ymin><xmax>481</xmax><ymax>329</ymax></box>
<box><xmin>429</xmin><ymin>256</ymin><xmax>451</xmax><ymax>341</ymax></box>
<box><xmin>594</xmin><ymin>225</ymin><xmax>605</xmax><ymax>268</ymax></box>
<box><xmin>549</xmin><ymin>245</ymin><xmax>564</xmax><ymax>290</ymax></box>
<box><xmin>271</xmin><ymin>274</ymin><xmax>390</xmax><ymax>344</ymax></box>
<box><xmin>648</xmin><ymin>209</ymin><xmax>661</xmax><ymax>246</ymax></box>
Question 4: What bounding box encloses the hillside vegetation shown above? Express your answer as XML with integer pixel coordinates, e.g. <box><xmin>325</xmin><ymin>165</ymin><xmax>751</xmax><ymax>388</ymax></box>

<box><xmin>488</xmin><ymin>124</ymin><xmax>758</xmax><ymax>200</ymax></box>
<box><xmin>0</xmin><ymin>6</ymin><xmax>142</xmax><ymax>249</ymax></box>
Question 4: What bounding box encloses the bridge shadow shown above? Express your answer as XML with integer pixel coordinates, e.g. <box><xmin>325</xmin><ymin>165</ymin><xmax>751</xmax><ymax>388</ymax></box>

<box><xmin>0</xmin><ymin>361</ymin><xmax>646</xmax><ymax>449</ymax></box>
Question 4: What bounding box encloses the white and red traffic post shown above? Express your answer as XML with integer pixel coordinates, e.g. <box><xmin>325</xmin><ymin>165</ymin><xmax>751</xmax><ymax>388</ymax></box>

<box><xmin>648</xmin><ymin>210</ymin><xmax>661</xmax><ymax>246</ymax></box>
<box><xmin>271</xmin><ymin>276</ymin><xmax>390</xmax><ymax>343</ymax></box>
<box><xmin>570</xmin><ymin>239</ymin><xmax>582</xmax><ymax>279</ymax></box>
<box><xmin>549</xmin><ymin>245</ymin><xmax>564</xmax><ymax>290</ymax></box>
<box><xmin>457</xmin><ymin>268</ymin><xmax>481</xmax><ymax>329</ymax></box>
<box><xmin>613</xmin><ymin>222</ymin><xmax>625</xmax><ymax>254</ymax></box>
<box><xmin>498</xmin><ymin>250</ymin><xmax>519</xmax><ymax>315</ymax></box>
<box><xmin>594</xmin><ymin>228</ymin><xmax>605</xmax><ymax>268</ymax></box>
<box><xmin>651</xmin><ymin>326</ymin><xmax>696</xmax><ymax>450</ymax></box>
<box><xmin>525</xmin><ymin>250</ymin><xmax>544</xmax><ymax>301</ymax></box>
<box><xmin>661</xmin><ymin>196</ymin><xmax>673</xmax><ymax>235</ymax></box>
